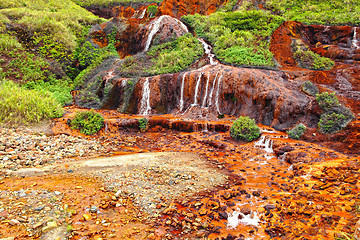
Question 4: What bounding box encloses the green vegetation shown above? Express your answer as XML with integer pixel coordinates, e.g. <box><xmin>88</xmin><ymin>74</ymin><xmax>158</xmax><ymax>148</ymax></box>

<box><xmin>301</xmin><ymin>81</ymin><xmax>319</xmax><ymax>96</ymax></box>
<box><xmin>148</xmin><ymin>33</ymin><xmax>204</xmax><ymax>74</ymax></box>
<box><xmin>72</xmin><ymin>0</ymin><xmax>161</xmax><ymax>7</ymax></box>
<box><xmin>138</xmin><ymin>117</ymin><xmax>149</xmax><ymax>130</ymax></box>
<box><xmin>182</xmin><ymin>10</ymin><xmax>285</xmax><ymax>67</ymax></box>
<box><xmin>287</xmin><ymin>123</ymin><xmax>306</xmax><ymax>139</ymax></box>
<box><xmin>147</xmin><ymin>5</ymin><xmax>158</xmax><ymax>18</ymax></box>
<box><xmin>335</xmin><ymin>232</ymin><xmax>355</xmax><ymax>240</ymax></box>
<box><xmin>0</xmin><ymin>80</ymin><xmax>63</xmax><ymax>125</ymax></box>
<box><xmin>265</xmin><ymin>0</ymin><xmax>360</xmax><ymax>25</ymax></box>
<box><xmin>230</xmin><ymin>116</ymin><xmax>261</xmax><ymax>142</ymax></box>
<box><xmin>294</xmin><ymin>49</ymin><xmax>334</xmax><ymax>70</ymax></box>
<box><xmin>316</xmin><ymin>92</ymin><xmax>354</xmax><ymax>134</ymax></box>
<box><xmin>70</xmin><ymin>110</ymin><xmax>104</xmax><ymax>135</ymax></box>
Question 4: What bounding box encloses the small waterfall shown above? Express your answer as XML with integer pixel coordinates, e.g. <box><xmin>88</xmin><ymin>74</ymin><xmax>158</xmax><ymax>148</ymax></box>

<box><xmin>179</xmin><ymin>73</ymin><xmax>186</xmax><ymax>111</ymax></box>
<box><xmin>352</xmin><ymin>27</ymin><xmax>359</xmax><ymax>49</ymax></box>
<box><xmin>201</xmin><ymin>73</ymin><xmax>211</xmax><ymax>108</ymax></box>
<box><xmin>139</xmin><ymin>9</ymin><xmax>146</xmax><ymax>19</ymax></box>
<box><xmin>215</xmin><ymin>74</ymin><xmax>223</xmax><ymax>114</ymax></box>
<box><xmin>122</xmin><ymin>79</ymin><xmax>128</xmax><ymax>87</ymax></box>
<box><xmin>144</xmin><ymin>15</ymin><xmax>188</xmax><ymax>51</ymax></box>
<box><xmin>255</xmin><ymin>135</ymin><xmax>273</xmax><ymax>153</ymax></box>
<box><xmin>139</xmin><ymin>77</ymin><xmax>151</xmax><ymax>115</ymax></box>
<box><xmin>198</xmin><ymin>38</ymin><xmax>218</xmax><ymax>65</ymax></box>
<box><xmin>227</xmin><ymin>210</ymin><xmax>260</xmax><ymax>229</ymax></box>
<box><xmin>192</xmin><ymin>73</ymin><xmax>203</xmax><ymax>106</ymax></box>
<box><xmin>207</xmin><ymin>72</ymin><xmax>219</xmax><ymax>107</ymax></box>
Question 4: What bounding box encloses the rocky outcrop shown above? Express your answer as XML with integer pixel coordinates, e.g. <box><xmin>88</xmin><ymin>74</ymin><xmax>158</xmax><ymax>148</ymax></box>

<box><xmin>158</xmin><ymin>0</ymin><xmax>226</xmax><ymax>18</ymax></box>
<box><xmin>75</xmin><ymin>61</ymin><xmax>319</xmax><ymax>131</ymax></box>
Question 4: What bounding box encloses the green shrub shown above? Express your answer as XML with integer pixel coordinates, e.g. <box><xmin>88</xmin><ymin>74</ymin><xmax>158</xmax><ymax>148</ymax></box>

<box><xmin>147</xmin><ymin>5</ymin><xmax>158</xmax><ymax>18</ymax></box>
<box><xmin>287</xmin><ymin>123</ymin><xmax>306</xmax><ymax>139</ymax></box>
<box><xmin>316</xmin><ymin>92</ymin><xmax>340</xmax><ymax>112</ymax></box>
<box><xmin>318</xmin><ymin>112</ymin><xmax>352</xmax><ymax>134</ymax></box>
<box><xmin>0</xmin><ymin>80</ymin><xmax>63</xmax><ymax>125</ymax></box>
<box><xmin>230</xmin><ymin>116</ymin><xmax>261</xmax><ymax>142</ymax></box>
<box><xmin>301</xmin><ymin>81</ymin><xmax>319</xmax><ymax>96</ymax></box>
<box><xmin>148</xmin><ymin>33</ymin><xmax>203</xmax><ymax>74</ymax></box>
<box><xmin>294</xmin><ymin>49</ymin><xmax>334</xmax><ymax>70</ymax></box>
<box><xmin>138</xmin><ymin>117</ymin><xmax>149</xmax><ymax>130</ymax></box>
<box><xmin>316</xmin><ymin>92</ymin><xmax>354</xmax><ymax>134</ymax></box>
<box><xmin>70</xmin><ymin>110</ymin><xmax>104</xmax><ymax>135</ymax></box>
<box><xmin>182</xmin><ymin>10</ymin><xmax>284</xmax><ymax>67</ymax></box>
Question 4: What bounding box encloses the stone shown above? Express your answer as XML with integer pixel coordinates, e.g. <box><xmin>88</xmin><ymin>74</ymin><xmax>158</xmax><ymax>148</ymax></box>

<box><xmin>9</xmin><ymin>219</ymin><xmax>20</xmax><ymax>225</ymax></box>
<box><xmin>83</xmin><ymin>214</ymin><xmax>91</xmax><ymax>221</ymax></box>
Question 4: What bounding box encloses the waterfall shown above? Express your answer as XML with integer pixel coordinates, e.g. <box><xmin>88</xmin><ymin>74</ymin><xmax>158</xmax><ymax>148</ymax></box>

<box><xmin>198</xmin><ymin>38</ymin><xmax>218</xmax><ymax>65</ymax></box>
<box><xmin>139</xmin><ymin>77</ymin><xmax>151</xmax><ymax>115</ymax></box>
<box><xmin>201</xmin><ymin>72</ymin><xmax>211</xmax><ymax>108</ymax></box>
<box><xmin>139</xmin><ymin>9</ymin><xmax>146</xmax><ymax>19</ymax></box>
<box><xmin>215</xmin><ymin>74</ymin><xmax>223</xmax><ymax>114</ymax></box>
<box><xmin>179</xmin><ymin>73</ymin><xmax>186</xmax><ymax>111</ymax></box>
<box><xmin>144</xmin><ymin>15</ymin><xmax>189</xmax><ymax>51</ymax></box>
<box><xmin>207</xmin><ymin>72</ymin><xmax>219</xmax><ymax>108</ymax></box>
<box><xmin>192</xmin><ymin>73</ymin><xmax>203</xmax><ymax>106</ymax></box>
<box><xmin>255</xmin><ymin>135</ymin><xmax>273</xmax><ymax>153</ymax></box>
<box><xmin>352</xmin><ymin>27</ymin><xmax>359</xmax><ymax>49</ymax></box>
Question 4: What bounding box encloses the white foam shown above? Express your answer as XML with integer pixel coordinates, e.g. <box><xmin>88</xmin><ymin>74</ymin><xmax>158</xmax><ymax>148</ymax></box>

<box><xmin>192</xmin><ymin>72</ymin><xmax>203</xmax><ymax>106</ymax></box>
<box><xmin>352</xmin><ymin>27</ymin><xmax>359</xmax><ymax>49</ymax></box>
<box><xmin>227</xmin><ymin>211</ymin><xmax>260</xmax><ymax>229</ymax></box>
<box><xmin>179</xmin><ymin>73</ymin><xmax>186</xmax><ymax>112</ymax></box>
<box><xmin>139</xmin><ymin>77</ymin><xmax>151</xmax><ymax>115</ymax></box>
<box><xmin>198</xmin><ymin>38</ymin><xmax>218</xmax><ymax>65</ymax></box>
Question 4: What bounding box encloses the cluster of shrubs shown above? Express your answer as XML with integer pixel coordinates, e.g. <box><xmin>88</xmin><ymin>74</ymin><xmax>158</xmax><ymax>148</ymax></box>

<box><xmin>230</xmin><ymin>116</ymin><xmax>261</xmax><ymax>142</ymax></box>
<box><xmin>70</xmin><ymin>110</ymin><xmax>104</xmax><ymax>135</ymax></box>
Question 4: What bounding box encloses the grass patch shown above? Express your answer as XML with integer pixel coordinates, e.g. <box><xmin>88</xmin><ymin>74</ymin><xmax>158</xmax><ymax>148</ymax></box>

<box><xmin>147</xmin><ymin>33</ymin><xmax>204</xmax><ymax>75</ymax></box>
<box><xmin>265</xmin><ymin>0</ymin><xmax>360</xmax><ymax>25</ymax></box>
<box><xmin>182</xmin><ymin>10</ymin><xmax>285</xmax><ymax>67</ymax></box>
<box><xmin>294</xmin><ymin>49</ymin><xmax>334</xmax><ymax>70</ymax></box>
<box><xmin>0</xmin><ymin>80</ymin><xmax>63</xmax><ymax>125</ymax></box>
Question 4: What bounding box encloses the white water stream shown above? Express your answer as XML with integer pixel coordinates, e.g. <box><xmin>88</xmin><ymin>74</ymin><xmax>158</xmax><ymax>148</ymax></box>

<box><xmin>139</xmin><ymin>9</ymin><xmax>146</xmax><ymax>19</ymax></box>
<box><xmin>192</xmin><ymin>72</ymin><xmax>203</xmax><ymax>106</ymax></box>
<box><xmin>144</xmin><ymin>15</ymin><xmax>188</xmax><ymax>51</ymax></box>
<box><xmin>215</xmin><ymin>73</ymin><xmax>223</xmax><ymax>114</ymax></box>
<box><xmin>227</xmin><ymin>210</ymin><xmax>260</xmax><ymax>229</ymax></box>
<box><xmin>139</xmin><ymin>77</ymin><xmax>151</xmax><ymax>115</ymax></box>
<box><xmin>198</xmin><ymin>38</ymin><xmax>218</xmax><ymax>65</ymax></box>
<box><xmin>352</xmin><ymin>27</ymin><xmax>359</xmax><ymax>49</ymax></box>
<box><xmin>201</xmin><ymin>73</ymin><xmax>210</xmax><ymax>108</ymax></box>
<box><xmin>179</xmin><ymin>73</ymin><xmax>186</xmax><ymax>112</ymax></box>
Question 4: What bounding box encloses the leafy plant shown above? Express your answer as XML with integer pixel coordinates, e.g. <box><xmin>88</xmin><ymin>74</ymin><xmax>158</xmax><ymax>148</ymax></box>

<box><xmin>230</xmin><ymin>116</ymin><xmax>261</xmax><ymax>142</ymax></box>
<box><xmin>70</xmin><ymin>110</ymin><xmax>104</xmax><ymax>135</ymax></box>
<box><xmin>294</xmin><ymin>49</ymin><xmax>334</xmax><ymax>70</ymax></box>
<box><xmin>0</xmin><ymin>80</ymin><xmax>63</xmax><ymax>125</ymax></box>
<box><xmin>182</xmin><ymin>10</ymin><xmax>285</xmax><ymax>67</ymax></box>
<box><xmin>147</xmin><ymin>5</ymin><xmax>158</xmax><ymax>18</ymax></box>
<box><xmin>148</xmin><ymin>33</ymin><xmax>203</xmax><ymax>74</ymax></box>
<box><xmin>138</xmin><ymin>117</ymin><xmax>149</xmax><ymax>130</ymax></box>
<box><xmin>301</xmin><ymin>81</ymin><xmax>319</xmax><ymax>96</ymax></box>
<box><xmin>316</xmin><ymin>92</ymin><xmax>354</xmax><ymax>134</ymax></box>
<box><xmin>287</xmin><ymin>123</ymin><xmax>306</xmax><ymax>139</ymax></box>
<box><xmin>335</xmin><ymin>232</ymin><xmax>355</xmax><ymax>240</ymax></box>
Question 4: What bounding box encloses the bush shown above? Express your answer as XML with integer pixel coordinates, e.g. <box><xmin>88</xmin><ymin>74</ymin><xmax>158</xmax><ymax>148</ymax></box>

<box><xmin>138</xmin><ymin>117</ymin><xmax>149</xmax><ymax>130</ymax></box>
<box><xmin>70</xmin><ymin>110</ymin><xmax>104</xmax><ymax>135</ymax></box>
<box><xmin>301</xmin><ymin>81</ymin><xmax>319</xmax><ymax>96</ymax></box>
<box><xmin>147</xmin><ymin>5</ymin><xmax>158</xmax><ymax>18</ymax></box>
<box><xmin>318</xmin><ymin>112</ymin><xmax>352</xmax><ymax>134</ymax></box>
<box><xmin>316</xmin><ymin>92</ymin><xmax>340</xmax><ymax>111</ymax></box>
<box><xmin>287</xmin><ymin>123</ymin><xmax>306</xmax><ymax>139</ymax></box>
<box><xmin>294</xmin><ymin>49</ymin><xmax>334</xmax><ymax>70</ymax></box>
<box><xmin>230</xmin><ymin>116</ymin><xmax>261</xmax><ymax>142</ymax></box>
<box><xmin>0</xmin><ymin>80</ymin><xmax>63</xmax><ymax>125</ymax></box>
<box><xmin>316</xmin><ymin>92</ymin><xmax>354</xmax><ymax>134</ymax></box>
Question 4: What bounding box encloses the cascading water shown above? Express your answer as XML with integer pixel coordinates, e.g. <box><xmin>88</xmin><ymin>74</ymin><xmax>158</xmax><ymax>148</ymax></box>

<box><xmin>144</xmin><ymin>15</ymin><xmax>189</xmax><ymax>51</ymax></box>
<box><xmin>198</xmin><ymin>38</ymin><xmax>218</xmax><ymax>65</ymax></box>
<box><xmin>352</xmin><ymin>27</ymin><xmax>359</xmax><ymax>49</ymax></box>
<box><xmin>139</xmin><ymin>77</ymin><xmax>151</xmax><ymax>115</ymax></box>
<box><xmin>179</xmin><ymin>73</ymin><xmax>186</xmax><ymax>111</ymax></box>
<box><xmin>192</xmin><ymin>73</ymin><xmax>203</xmax><ymax>106</ymax></box>
<box><xmin>227</xmin><ymin>210</ymin><xmax>260</xmax><ymax>229</ymax></box>
<box><xmin>201</xmin><ymin>73</ymin><xmax>211</xmax><ymax>108</ymax></box>
<box><xmin>207</xmin><ymin>72</ymin><xmax>219</xmax><ymax>108</ymax></box>
<box><xmin>215</xmin><ymin>74</ymin><xmax>223</xmax><ymax>114</ymax></box>
<box><xmin>139</xmin><ymin>9</ymin><xmax>146</xmax><ymax>19</ymax></box>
